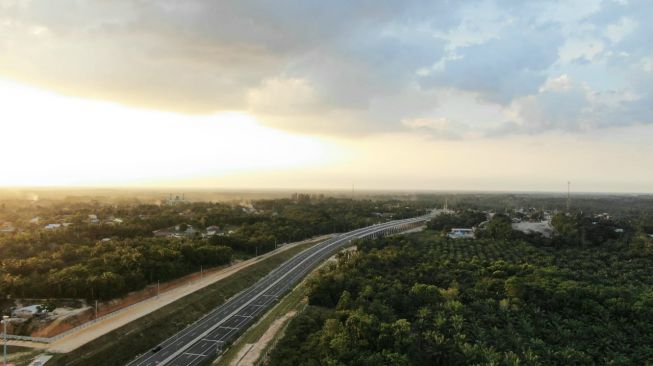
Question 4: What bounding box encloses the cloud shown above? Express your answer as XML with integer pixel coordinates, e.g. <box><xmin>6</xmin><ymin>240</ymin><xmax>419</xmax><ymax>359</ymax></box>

<box><xmin>604</xmin><ymin>17</ymin><xmax>637</xmax><ymax>43</ymax></box>
<box><xmin>401</xmin><ymin>117</ymin><xmax>463</xmax><ymax>139</ymax></box>
<box><xmin>1</xmin><ymin>0</ymin><xmax>652</xmax><ymax>138</ymax></box>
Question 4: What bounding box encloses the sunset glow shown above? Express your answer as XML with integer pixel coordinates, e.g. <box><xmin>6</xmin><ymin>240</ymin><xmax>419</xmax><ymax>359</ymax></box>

<box><xmin>0</xmin><ymin>79</ymin><xmax>340</xmax><ymax>186</ymax></box>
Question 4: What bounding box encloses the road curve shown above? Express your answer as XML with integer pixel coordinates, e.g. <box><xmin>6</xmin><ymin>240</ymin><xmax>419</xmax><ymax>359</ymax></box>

<box><xmin>126</xmin><ymin>213</ymin><xmax>433</xmax><ymax>366</ymax></box>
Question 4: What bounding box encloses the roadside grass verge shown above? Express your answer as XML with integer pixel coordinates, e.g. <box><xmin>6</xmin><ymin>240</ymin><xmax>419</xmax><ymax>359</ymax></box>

<box><xmin>4</xmin><ymin>346</ymin><xmax>42</xmax><ymax>366</ymax></box>
<box><xmin>213</xmin><ymin>246</ymin><xmax>354</xmax><ymax>366</ymax></box>
<box><xmin>213</xmin><ymin>279</ymin><xmax>308</xmax><ymax>366</ymax></box>
<box><xmin>47</xmin><ymin>240</ymin><xmax>321</xmax><ymax>366</ymax></box>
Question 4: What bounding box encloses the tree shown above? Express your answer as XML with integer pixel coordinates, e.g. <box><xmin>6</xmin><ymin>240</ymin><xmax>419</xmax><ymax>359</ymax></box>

<box><xmin>479</xmin><ymin>214</ymin><xmax>514</xmax><ymax>240</ymax></box>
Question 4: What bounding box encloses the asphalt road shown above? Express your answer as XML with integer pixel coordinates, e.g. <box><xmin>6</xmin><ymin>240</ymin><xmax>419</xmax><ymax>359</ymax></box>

<box><xmin>126</xmin><ymin>214</ymin><xmax>433</xmax><ymax>366</ymax></box>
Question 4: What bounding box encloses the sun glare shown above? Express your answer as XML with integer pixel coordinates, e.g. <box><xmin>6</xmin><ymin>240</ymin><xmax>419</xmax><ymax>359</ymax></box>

<box><xmin>0</xmin><ymin>79</ymin><xmax>338</xmax><ymax>186</ymax></box>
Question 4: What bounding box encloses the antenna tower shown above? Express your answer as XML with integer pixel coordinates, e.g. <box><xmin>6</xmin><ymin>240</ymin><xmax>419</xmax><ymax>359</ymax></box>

<box><xmin>566</xmin><ymin>181</ymin><xmax>571</xmax><ymax>212</ymax></box>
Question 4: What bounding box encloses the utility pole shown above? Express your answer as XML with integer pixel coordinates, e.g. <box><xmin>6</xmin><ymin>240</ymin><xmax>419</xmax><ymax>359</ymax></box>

<box><xmin>567</xmin><ymin>181</ymin><xmax>571</xmax><ymax>213</ymax></box>
<box><xmin>95</xmin><ymin>300</ymin><xmax>98</xmax><ymax>319</ymax></box>
<box><xmin>351</xmin><ymin>184</ymin><xmax>355</xmax><ymax>210</ymax></box>
<box><xmin>2</xmin><ymin>315</ymin><xmax>8</xmax><ymax>366</ymax></box>
<box><xmin>157</xmin><ymin>280</ymin><xmax>160</xmax><ymax>299</ymax></box>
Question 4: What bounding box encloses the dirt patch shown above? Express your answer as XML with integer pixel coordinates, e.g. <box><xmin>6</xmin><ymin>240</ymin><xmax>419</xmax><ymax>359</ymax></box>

<box><xmin>230</xmin><ymin>310</ymin><xmax>297</xmax><ymax>366</ymax></box>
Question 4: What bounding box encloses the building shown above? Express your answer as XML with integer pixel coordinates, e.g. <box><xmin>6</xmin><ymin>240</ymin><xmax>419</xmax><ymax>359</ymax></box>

<box><xmin>205</xmin><ymin>225</ymin><xmax>221</xmax><ymax>236</ymax></box>
<box><xmin>88</xmin><ymin>214</ymin><xmax>100</xmax><ymax>224</ymax></box>
<box><xmin>512</xmin><ymin>221</ymin><xmax>554</xmax><ymax>238</ymax></box>
<box><xmin>166</xmin><ymin>193</ymin><xmax>186</xmax><ymax>206</ymax></box>
<box><xmin>153</xmin><ymin>224</ymin><xmax>198</xmax><ymax>238</ymax></box>
<box><xmin>448</xmin><ymin>228</ymin><xmax>475</xmax><ymax>239</ymax></box>
<box><xmin>0</xmin><ymin>222</ymin><xmax>15</xmax><ymax>233</ymax></box>
<box><xmin>44</xmin><ymin>223</ymin><xmax>61</xmax><ymax>230</ymax></box>
<box><xmin>12</xmin><ymin>305</ymin><xmax>44</xmax><ymax>318</ymax></box>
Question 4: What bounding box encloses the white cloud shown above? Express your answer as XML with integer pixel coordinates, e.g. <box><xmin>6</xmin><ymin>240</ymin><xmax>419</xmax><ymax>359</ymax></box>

<box><xmin>558</xmin><ymin>38</ymin><xmax>604</xmax><ymax>63</ymax></box>
<box><xmin>539</xmin><ymin>74</ymin><xmax>573</xmax><ymax>92</ymax></box>
<box><xmin>604</xmin><ymin>17</ymin><xmax>637</xmax><ymax>43</ymax></box>
<box><xmin>247</xmin><ymin>77</ymin><xmax>321</xmax><ymax>115</ymax></box>
<box><xmin>402</xmin><ymin>117</ymin><xmax>451</xmax><ymax>130</ymax></box>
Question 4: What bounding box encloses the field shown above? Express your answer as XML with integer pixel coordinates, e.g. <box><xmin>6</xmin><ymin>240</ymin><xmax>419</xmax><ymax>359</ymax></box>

<box><xmin>267</xmin><ymin>231</ymin><xmax>653</xmax><ymax>365</ymax></box>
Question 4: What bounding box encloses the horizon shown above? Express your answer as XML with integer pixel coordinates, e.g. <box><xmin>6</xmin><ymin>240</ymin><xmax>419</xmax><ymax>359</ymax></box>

<box><xmin>0</xmin><ymin>186</ymin><xmax>650</xmax><ymax>196</ymax></box>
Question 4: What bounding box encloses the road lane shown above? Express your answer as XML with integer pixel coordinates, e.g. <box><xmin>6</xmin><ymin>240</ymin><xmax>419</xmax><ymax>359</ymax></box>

<box><xmin>126</xmin><ymin>213</ymin><xmax>433</xmax><ymax>366</ymax></box>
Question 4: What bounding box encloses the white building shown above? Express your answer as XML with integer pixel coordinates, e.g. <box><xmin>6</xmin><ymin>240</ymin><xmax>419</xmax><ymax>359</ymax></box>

<box><xmin>88</xmin><ymin>214</ymin><xmax>99</xmax><ymax>224</ymax></box>
<box><xmin>448</xmin><ymin>228</ymin><xmax>475</xmax><ymax>239</ymax></box>
<box><xmin>166</xmin><ymin>193</ymin><xmax>186</xmax><ymax>206</ymax></box>
<box><xmin>12</xmin><ymin>305</ymin><xmax>43</xmax><ymax>318</ymax></box>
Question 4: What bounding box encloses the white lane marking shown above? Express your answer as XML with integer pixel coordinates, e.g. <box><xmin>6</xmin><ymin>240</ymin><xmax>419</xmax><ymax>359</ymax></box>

<box><xmin>151</xmin><ymin>216</ymin><xmax>430</xmax><ymax>365</ymax></box>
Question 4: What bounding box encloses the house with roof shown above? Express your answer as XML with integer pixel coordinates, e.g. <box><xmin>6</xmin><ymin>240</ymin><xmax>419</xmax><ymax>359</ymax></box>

<box><xmin>448</xmin><ymin>228</ymin><xmax>475</xmax><ymax>239</ymax></box>
<box><xmin>88</xmin><ymin>214</ymin><xmax>100</xmax><ymax>224</ymax></box>
<box><xmin>0</xmin><ymin>222</ymin><xmax>15</xmax><ymax>233</ymax></box>
<box><xmin>153</xmin><ymin>224</ymin><xmax>198</xmax><ymax>238</ymax></box>
<box><xmin>12</xmin><ymin>304</ymin><xmax>45</xmax><ymax>318</ymax></box>
<box><xmin>205</xmin><ymin>225</ymin><xmax>221</xmax><ymax>236</ymax></box>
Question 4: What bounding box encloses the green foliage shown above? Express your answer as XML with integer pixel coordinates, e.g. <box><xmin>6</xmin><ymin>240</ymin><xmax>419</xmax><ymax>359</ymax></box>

<box><xmin>37</xmin><ymin>300</ymin><xmax>56</xmax><ymax>313</ymax></box>
<box><xmin>551</xmin><ymin>213</ymin><xmax>624</xmax><ymax>247</ymax></box>
<box><xmin>0</xmin><ymin>197</ymin><xmax>429</xmax><ymax>302</ymax></box>
<box><xmin>268</xmin><ymin>233</ymin><xmax>653</xmax><ymax>365</ymax></box>
<box><xmin>477</xmin><ymin>214</ymin><xmax>515</xmax><ymax>240</ymax></box>
<box><xmin>427</xmin><ymin>211</ymin><xmax>486</xmax><ymax>232</ymax></box>
<box><xmin>0</xmin><ymin>237</ymin><xmax>233</xmax><ymax>301</ymax></box>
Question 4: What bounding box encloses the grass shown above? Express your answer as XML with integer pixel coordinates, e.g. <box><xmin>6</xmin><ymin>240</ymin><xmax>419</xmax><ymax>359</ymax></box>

<box><xmin>46</xmin><ymin>239</ymin><xmax>321</xmax><ymax>366</ymax></box>
<box><xmin>213</xmin><ymin>244</ymin><xmax>350</xmax><ymax>366</ymax></box>
<box><xmin>3</xmin><ymin>346</ymin><xmax>43</xmax><ymax>366</ymax></box>
<box><xmin>213</xmin><ymin>278</ymin><xmax>308</xmax><ymax>366</ymax></box>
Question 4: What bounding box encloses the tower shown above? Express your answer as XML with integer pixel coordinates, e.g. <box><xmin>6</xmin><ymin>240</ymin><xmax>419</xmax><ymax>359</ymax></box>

<box><xmin>566</xmin><ymin>181</ymin><xmax>571</xmax><ymax>213</ymax></box>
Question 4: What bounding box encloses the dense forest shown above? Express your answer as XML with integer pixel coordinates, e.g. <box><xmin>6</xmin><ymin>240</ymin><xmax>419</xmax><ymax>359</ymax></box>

<box><xmin>0</xmin><ymin>196</ymin><xmax>428</xmax><ymax>301</ymax></box>
<box><xmin>268</xmin><ymin>229</ymin><xmax>653</xmax><ymax>365</ymax></box>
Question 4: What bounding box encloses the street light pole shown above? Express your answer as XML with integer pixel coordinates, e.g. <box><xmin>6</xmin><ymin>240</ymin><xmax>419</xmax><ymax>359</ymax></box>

<box><xmin>3</xmin><ymin>315</ymin><xmax>8</xmax><ymax>366</ymax></box>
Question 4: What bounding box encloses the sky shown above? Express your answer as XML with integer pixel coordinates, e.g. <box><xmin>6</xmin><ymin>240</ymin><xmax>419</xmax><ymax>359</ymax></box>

<box><xmin>1</xmin><ymin>0</ymin><xmax>653</xmax><ymax>192</ymax></box>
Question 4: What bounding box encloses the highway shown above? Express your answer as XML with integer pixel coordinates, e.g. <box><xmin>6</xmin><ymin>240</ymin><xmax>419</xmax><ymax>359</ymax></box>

<box><xmin>126</xmin><ymin>213</ymin><xmax>433</xmax><ymax>366</ymax></box>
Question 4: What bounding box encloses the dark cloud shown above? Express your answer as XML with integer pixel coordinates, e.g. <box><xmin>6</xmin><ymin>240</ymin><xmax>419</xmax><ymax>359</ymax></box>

<box><xmin>421</xmin><ymin>25</ymin><xmax>563</xmax><ymax>104</ymax></box>
<box><xmin>0</xmin><ymin>0</ymin><xmax>652</xmax><ymax>137</ymax></box>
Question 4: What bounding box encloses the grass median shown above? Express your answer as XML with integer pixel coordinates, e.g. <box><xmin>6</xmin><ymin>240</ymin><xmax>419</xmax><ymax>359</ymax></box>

<box><xmin>213</xmin><ymin>278</ymin><xmax>308</xmax><ymax>366</ymax></box>
<box><xmin>47</xmin><ymin>239</ymin><xmax>322</xmax><ymax>366</ymax></box>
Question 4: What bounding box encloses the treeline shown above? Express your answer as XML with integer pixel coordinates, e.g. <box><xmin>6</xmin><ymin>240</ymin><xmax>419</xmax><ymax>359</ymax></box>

<box><xmin>428</xmin><ymin>209</ymin><xmax>636</xmax><ymax>246</ymax></box>
<box><xmin>0</xmin><ymin>197</ymin><xmax>429</xmax><ymax>302</ymax></box>
<box><xmin>0</xmin><ymin>238</ymin><xmax>232</xmax><ymax>300</ymax></box>
<box><xmin>268</xmin><ymin>232</ymin><xmax>653</xmax><ymax>365</ymax></box>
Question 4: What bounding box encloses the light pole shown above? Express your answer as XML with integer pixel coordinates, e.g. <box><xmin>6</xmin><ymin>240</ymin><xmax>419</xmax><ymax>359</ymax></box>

<box><xmin>2</xmin><ymin>315</ymin><xmax>8</xmax><ymax>366</ymax></box>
